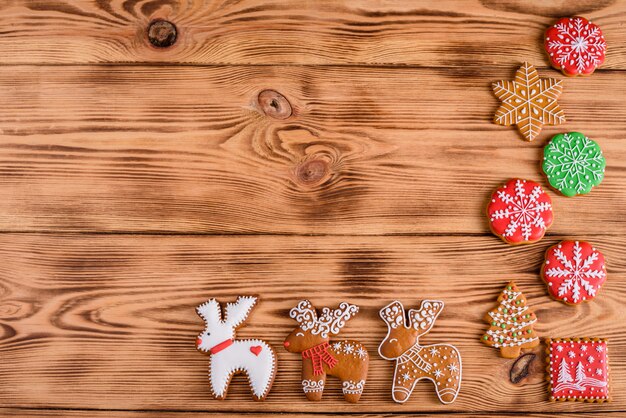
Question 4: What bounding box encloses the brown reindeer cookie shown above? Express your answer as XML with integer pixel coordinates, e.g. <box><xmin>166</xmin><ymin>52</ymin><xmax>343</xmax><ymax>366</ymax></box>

<box><xmin>284</xmin><ymin>300</ymin><xmax>369</xmax><ymax>403</ymax></box>
<box><xmin>378</xmin><ymin>300</ymin><xmax>462</xmax><ymax>404</ymax></box>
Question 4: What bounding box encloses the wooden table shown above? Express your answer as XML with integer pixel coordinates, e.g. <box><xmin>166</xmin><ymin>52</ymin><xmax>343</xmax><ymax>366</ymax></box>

<box><xmin>0</xmin><ymin>1</ymin><xmax>624</xmax><ymax>416</ymax></box>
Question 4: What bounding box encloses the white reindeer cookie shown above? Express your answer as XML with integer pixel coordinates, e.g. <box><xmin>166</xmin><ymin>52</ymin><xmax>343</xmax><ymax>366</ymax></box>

<box><xmin>195</xmin><ymin>296</ymin><xmax>277</xmax><ymax>401</ymax></box>
<box><xmin>378</xmin><ymin>300</ymin><xmax>462</xmax><ymax>404</ymax></box>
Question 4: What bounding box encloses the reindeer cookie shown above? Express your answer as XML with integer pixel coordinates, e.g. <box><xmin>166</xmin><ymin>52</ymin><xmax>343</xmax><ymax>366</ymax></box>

<box><xmin>284</xmin><ymin>300</ymin><xmax>369</xmax><ymax>403</ymax></box>
<box><xmin>195</xmin><ymin>296</ymin><xmax>277</xmax><ymax>401</ymax></box>
<box><xmin>378</xmin><ymin>300</ymin><xmax>462</xmax><ymax>404</ymax></box>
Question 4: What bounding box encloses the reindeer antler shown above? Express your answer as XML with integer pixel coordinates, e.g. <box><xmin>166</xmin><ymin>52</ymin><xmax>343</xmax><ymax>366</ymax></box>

<box><xmin>380</xmin><ymin>300</ymin><xmax>405</xmax><ymax>329</ymax></box>
<box><xmin>408</xmin><ymin>300</ymin><xmax>444</xmax><ymax>334</ymax></box>
<box><xmin>197</xmin><ymin>299</ymin><xmax>222</xmax><ymax>324</ymax></box>
<box><xmin>289</xmin><ymin>300</ymin><xmax>358</xmax><ymax>338</ymax></box>
<box><xmin>290</xmin><ymin>300</ymin><xmax>318</xmax><ymax>331</ymax></box>
<box><xmin>224</xmin><ymin>296</ymin><xmax>257</xmax><ymax>328</ymax></box>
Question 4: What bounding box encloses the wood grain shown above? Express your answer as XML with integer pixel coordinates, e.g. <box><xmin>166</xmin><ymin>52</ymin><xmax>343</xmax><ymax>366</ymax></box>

<box><xmin>4</xmin><ymin>411</ymin><xmax>624</xmax><ymax>418</ymax></box>
<box><xmin>0</xmin><ymin>65</ymin><xmax>625</xmax><ymax>234</ymax></box>
<box><xmin>0</xmin><ymin>0</ymin><xmax>625</xmax><ymax>67</ymax></box>
<box><xmin>0</xmin><ymin>234</ymin><xmax>624</xmax><ymax>413</ymax></box>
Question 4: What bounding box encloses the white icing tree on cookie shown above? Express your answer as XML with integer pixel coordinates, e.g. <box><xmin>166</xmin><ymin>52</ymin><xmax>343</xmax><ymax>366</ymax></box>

<box><xmin>482</xmin><ymin>282</ymin><xmax>539</xmax><ymax>358</ymax></box>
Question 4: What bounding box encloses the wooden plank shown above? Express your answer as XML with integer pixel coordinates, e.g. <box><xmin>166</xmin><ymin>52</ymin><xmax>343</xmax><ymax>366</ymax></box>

<box><xmin>1</xmin><ymin>410</ymin><xmax>624</xmax><ymax>418</ymax></box>
<box><xmin>0</xmin><ymin>1</ymin><xmax>625</xmax><ymax>68</ymax></box>
<box><xmin>0</xmin><ymin>65</ymin><xmax>625</xmax><ymax>234</ymax></box>
<box><xmin>0</xmin><ymin>233</ymin><xmax>624</xmax><ymax>413</ymax></box>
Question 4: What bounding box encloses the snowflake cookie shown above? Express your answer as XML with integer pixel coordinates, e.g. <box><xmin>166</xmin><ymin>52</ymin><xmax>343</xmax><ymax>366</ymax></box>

<box><xmin>492</xmin><ymin>62</ymin><xmax>565</xmax><ymax>141</ymax></box>
<box><xmin>547</xmin><ymin>338</ymin><xmax>610</xmax><ymax>402</ymax></box>
<box><xmin>541</xmin><ymin>240</ymin><xmax>607</xmax><ymax>305</ymax></box>
<box><xmin>545</xmin><ymin>17</ymin><xmax>606</xmax><ymax>77</ymax></box>
<box><xmin>543</xmin><ymin>132</ymin><xmax>606</xmax><ymax>197</ymax></box>
<box><xmin>195</xmin><ymin>296</ymin><xmax>278</xmax><ymax>401</ymax></box>
<box><xmin>487</xmin><ymin>179</ymin><xmax>553</xmax><ymax>245</ymax></box>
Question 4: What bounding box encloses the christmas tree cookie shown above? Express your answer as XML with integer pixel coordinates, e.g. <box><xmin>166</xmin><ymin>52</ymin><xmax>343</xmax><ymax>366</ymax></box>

<box><xmin>487</xmin><ymin>179</ymin><xmax>554</xmax><ymax>245</ymax></box>
<box><xmin>543</xmin><ymin>132</ymin><xmax>605</xmax><ymax>197</ymax></box>
<box><xmin>545</xmin><ymin>17</ymin><xmax>606</xmax><ymax>77</ymax></box>
<box><xmin>546</xmin><ymin>338</ymin><xmax>610</xmax><ymax>402</ymax></box>
<box><xmin>541</xmin><ymin>240</ymin><xmax>607</xmax><ymax>305</ymax></box>
<box><xmin>492</xmin><ymin>62</ymin><xmax>565</xmax><ymax>141</ymax></box>
<box><xmin>482</xmin><ymin>282</ymin><xmax>539</xmax><ymax>358</ymax></box>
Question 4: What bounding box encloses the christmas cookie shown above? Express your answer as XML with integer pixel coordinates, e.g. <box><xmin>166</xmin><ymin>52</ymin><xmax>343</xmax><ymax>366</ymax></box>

<box><xmin>284</xmin><ymin>300</ymin><xmax>369</xmax><ymax>403</ymax></box>
<box><xmin>482</xmin><ymin>282</ymin><xmax>539</xmax><ymax>359</ymax></box>
<box><xmin>487</xmin><ymin>179</ymin><xmax>554</xmax><ymax>245</ymax></box>
<box><xmin>492</xmin><ymin>62</ymin><xmax>565</xmax><ymax>141</ymax></box>
<box><xmin>541</xmin><ymin>240</ymin><xmax>607</xmax><ymax>305</ymax></box>
<box><xmin>543</xmin><ymin>132</ymin><xmax>605</xmax><ymax>197</ymax></box>
<box><xmin>546</xmin><ymin>338</ymin><xmax>610</xmax><ymax>402</ymax></box>
<box><xmin>545</xmin><ymin>17</ymin><xmax>606</xmax><ymax>77</ymax></box>
<box><xmin>196</xmin><ymin>296</ymin><xmax>277</xmax><ymax>401</ymax></box>
<box><xmin>379</xmin><ymin>300</ymin><xmax>462</xmax><ymax>404</ymax></box>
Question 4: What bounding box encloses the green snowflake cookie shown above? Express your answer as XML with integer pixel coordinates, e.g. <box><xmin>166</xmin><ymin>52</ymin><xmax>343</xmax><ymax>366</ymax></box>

<box><xmin>542</xmin><ymin>132</ymin><xmax>605</xmax><ymax>197</ymax></box>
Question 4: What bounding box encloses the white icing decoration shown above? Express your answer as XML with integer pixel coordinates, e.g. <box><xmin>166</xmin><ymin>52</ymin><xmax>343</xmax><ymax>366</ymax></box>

<box><xmin>342</xmin><ymin>380</ymin><xmax>365</xmax><ymax>395</ymax></box>
<box><xmin>378</xmin><ymin>300</ymin><xmax>462</xmax><ymax>405</ymax></box>
<box><xmin>484</xmin><ymin>289</ymin><xmax>538</xmax><ymax>348</ymax></box>
<box><xmin>196</xmin><ymin>297</ymin><xmax>277</xmax><ymax>399</ymax></box>
<box><xmin>302</xmin><ymin>379</ymin><xmax>324</xmax><ymax>393</ymax></box>
<box><xmin>547</xmin><ymin>18</ymin><xmax>606</xmax><ymax>74</ymax></box>
<box><xmin>490</xmin><ymin>179</ymin><xmax>551</xmax><ymax>241</ymax></box>
<box><xmin>289</xmin><ymin>300</ymin><xmax>359</xmax><ymax>339</ymax></box>
<box><xmin>554</xmin><ymin>360</ymin><xmax>607</xmax><ymax>393</ymax></box>
<box><xmin>545</xmin><ymin>241</ymin><xmax>606</xmax><ymax>303</ymax></box>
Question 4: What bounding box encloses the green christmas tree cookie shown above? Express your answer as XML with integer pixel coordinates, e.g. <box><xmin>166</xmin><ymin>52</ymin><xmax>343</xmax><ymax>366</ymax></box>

<box><xmin>542</xmin><ymin>132</ymin><xmax>606</xmax><ymax>197</ymax></box>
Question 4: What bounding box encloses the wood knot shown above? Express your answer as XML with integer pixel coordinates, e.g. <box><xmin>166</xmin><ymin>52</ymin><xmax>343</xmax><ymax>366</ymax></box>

<box><xmin>148</xmin><ymin>20</ymin><xmax>177</xmax><ymax>48</ymax></box>
<box><xmin>510</xmin><ymin>353</ymin><xmax>536</xmax><ymax>384</ymax></box>
<box><xmin>295</xmin><ymin>159</ymin><xmax>329</xmax><ymax>185</ymax></box>
<box><xmin>258</xmin><ymin>90</ymin><xmax>292</xmax><ymax>120</ymax></box>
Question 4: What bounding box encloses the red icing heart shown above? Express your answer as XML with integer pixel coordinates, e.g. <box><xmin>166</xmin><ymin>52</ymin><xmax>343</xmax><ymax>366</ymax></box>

<box><xmin>250</xmin><ymin>345</ymin><xmax>262</xmax><ymax>356</ymax></box>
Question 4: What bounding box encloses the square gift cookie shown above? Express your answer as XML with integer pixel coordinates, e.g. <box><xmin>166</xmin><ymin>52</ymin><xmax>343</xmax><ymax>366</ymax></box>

<box><xmin>546</xmin><ymin>338</ymin><xmax>610</xmax><ymax>402</ymax></box>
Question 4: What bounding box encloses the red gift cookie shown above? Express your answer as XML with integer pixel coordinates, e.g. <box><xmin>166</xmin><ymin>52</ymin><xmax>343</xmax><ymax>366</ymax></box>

<box><xmin>545</xmin><ymin>17</ymin><xmax>606</xmax><ymax>76</ymax></box>
<box><xmin>541</xmin><ymin>240</ymin><xmax>607</xmax><ymax>305</ymax></box>
<box><xmin>547</xmin><ymin>338</ymin><xmax>610</xmax><ymax>402</ymax></box>
<box><xmin>487</xmin><ymin>179</ymin><xmax>554</xmax><ymax>245</ymax></box>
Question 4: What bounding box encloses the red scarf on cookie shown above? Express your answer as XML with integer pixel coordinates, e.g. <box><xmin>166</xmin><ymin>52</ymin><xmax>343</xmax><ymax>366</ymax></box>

<box><xmin>301</xmin><ymin>342</ymin><xmax>338</xmax><ymax>375</ymax></box>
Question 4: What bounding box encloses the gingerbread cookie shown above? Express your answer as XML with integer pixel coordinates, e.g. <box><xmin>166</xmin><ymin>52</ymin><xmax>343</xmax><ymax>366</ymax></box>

<box><xmin>196</xmin><ymin>296</ymin><xmax>277</xmax><ymax>401</ymax></box>
<box><xmin>541</xmin><ymin>240</ymin><xmax>607</xmax><ymax>305</ymax></box>
<box><xmin>487</xmin><ymin>179</ymin><xmax>554</xmax><ymax>245</ymax></box>
<box><xmin>379</xmin><ymin>300</ymin><xmax>462</xmax><ymax>404</ymax></box>
<box><xmin>482</xmin><ymin>282</ymin><xmax>539</xmax><ymax>359</ymax></box>
<box><xmin>545</xmin><ymin>17</ymin><xmax>606</xmax><ymax>77</ymax></box>
<box><xmin>492</xmin><ymin>62</ymin><xmax>565</xmax><ymax>141</ymax></box>
<box><xmin>284</xmin><ymin>300</ymin><xmax>369</xmax><ymax>403</ymax></box>
<box><xmin>546</xmin><ymin>338</ymin><xmax>610</xmax><ymax>402</ymax></box>
<box><xmin>543</xmin><ymin>132</ymin><xmax>605</xmax><ymax>197</ymax></box>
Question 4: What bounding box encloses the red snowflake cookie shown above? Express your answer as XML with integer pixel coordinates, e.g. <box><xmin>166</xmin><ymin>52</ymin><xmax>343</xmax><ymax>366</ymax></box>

<box><xmin>547</xmin><ymin>338</ymin><xmax>610</xmax><ymax>402</ymax></box>
<box><xmin>545</xmin><ymin>16</ymin><xmax>606</xmax><ymax>76</ymax></box>
<box><xmin>541</xmin><ymin>240</ymin><xmax>607</xmax><ymax>305</ymax></box>
<box><xmin>487</xmin><ymin>179</ymin><xmax>553</xmax><ymax>245</ymax></box>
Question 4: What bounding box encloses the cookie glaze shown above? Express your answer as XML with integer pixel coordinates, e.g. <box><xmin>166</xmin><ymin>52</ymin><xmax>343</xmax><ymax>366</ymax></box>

<box><xmin>487</xmin><ymin>179</ymin><xmax>553</xmax><ymax>244</ymax></box>
<box><xmin>543</xmin><ymin>132</ymin><xmax>605</xmax><ymax>197</ymax></box>
<box><xmin>542</xmin><ymin>240</ymin><xmax>607</xmax><ymax>305</ymax></box>
<box><xmin>545</xmin><ymin>17</ymin><xmax>606</xmax><ymax>76</ymax></box>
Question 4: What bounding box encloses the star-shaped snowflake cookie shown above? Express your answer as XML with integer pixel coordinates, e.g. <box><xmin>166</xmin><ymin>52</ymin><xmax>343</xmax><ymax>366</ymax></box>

<box><xmin>492</xmin><ymin>62</ymin><xmax>565</xmax><ymax>141</ymax></box>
